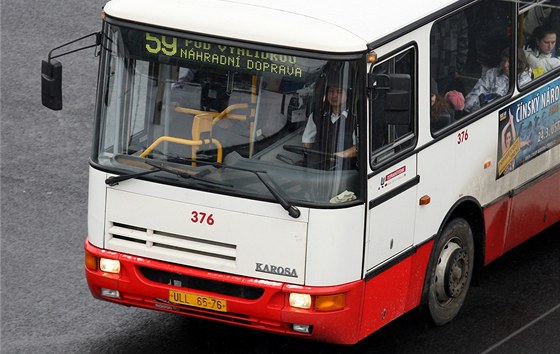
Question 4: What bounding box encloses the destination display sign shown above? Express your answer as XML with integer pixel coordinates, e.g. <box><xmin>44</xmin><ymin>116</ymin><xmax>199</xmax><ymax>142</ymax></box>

<box><xmin>142</xmin><ymin>32</ymin><xmax>305</xmax><ymax>78</ymax></box>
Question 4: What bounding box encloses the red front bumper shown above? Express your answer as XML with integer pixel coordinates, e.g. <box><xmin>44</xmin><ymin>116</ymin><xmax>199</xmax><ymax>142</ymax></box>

<box><xmin>84</xmin><ymin>238</ymin><xmax>365</xmax><ymax>344</ymax></box>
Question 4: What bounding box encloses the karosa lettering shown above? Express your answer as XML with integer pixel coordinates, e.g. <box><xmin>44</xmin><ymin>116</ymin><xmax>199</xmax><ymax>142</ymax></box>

<box><xmin>255</xmin><ymin>263</ymin><xmax>298</xmax><ymax>277</ymax></box>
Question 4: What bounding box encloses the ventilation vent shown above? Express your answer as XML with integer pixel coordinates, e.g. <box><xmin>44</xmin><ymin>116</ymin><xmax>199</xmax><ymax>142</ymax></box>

<box><xmin>107</xmin><ymin>222</ymin><xmax>237</xmax><ymax>264</ymax></box>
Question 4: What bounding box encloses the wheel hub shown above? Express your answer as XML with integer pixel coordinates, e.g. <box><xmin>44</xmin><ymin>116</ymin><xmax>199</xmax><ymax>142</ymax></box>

<box><xmin>434</xmin><ymin>241</ymin><xmax>470</xmax><ymax>302</ymax></box>
<box><xmin>446</xmin><ymin>249</ymin><xmax>469</xmax><ymax>298</ymax></box>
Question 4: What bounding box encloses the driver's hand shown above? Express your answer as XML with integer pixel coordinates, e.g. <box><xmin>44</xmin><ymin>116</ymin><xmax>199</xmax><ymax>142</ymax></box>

<box><xmin>335</xmin><ymin>146</ymin><xmax>357</xmax><ymax>158</ymax></box>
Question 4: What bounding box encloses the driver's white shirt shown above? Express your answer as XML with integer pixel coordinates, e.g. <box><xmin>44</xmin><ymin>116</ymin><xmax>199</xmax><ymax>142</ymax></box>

<box><xmin>302</xmin><ymin>110</ymin><xmax>355</xmax><ymax>144</ymax></box>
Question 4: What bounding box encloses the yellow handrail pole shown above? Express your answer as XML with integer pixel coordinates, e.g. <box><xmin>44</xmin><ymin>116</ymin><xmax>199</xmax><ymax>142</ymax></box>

<box><xmin>249</xmin><ymin>75</ymin><xmax>258</xmax><ymax>156</ymax></box>
<box><xmin>173</xmin><ymin>105</ymin><xmax>212</xmax><ymax>117</ymax></box>
<box><xmin>212</xmin><ymin>103</ymin><xmax>249</xmax><ymax>125</ymax></box>
<box><xmin>139</xmin><ymin>135</ymin><xmax>222</xmax><ymax>162</ymax></box>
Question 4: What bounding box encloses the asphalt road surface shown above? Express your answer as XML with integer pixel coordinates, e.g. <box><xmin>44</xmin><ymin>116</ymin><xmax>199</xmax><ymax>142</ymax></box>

<box><xmin>1</xmin><ymin>0</ymin><xmax>559</xmax><ymax>353</ymax></box>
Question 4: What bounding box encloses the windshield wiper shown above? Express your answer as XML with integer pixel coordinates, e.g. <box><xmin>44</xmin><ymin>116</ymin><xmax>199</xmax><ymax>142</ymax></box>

<box><xmin>105</xmin><ymin>159</ymin><xmax>233</xmax><ymax>188</ymax></box>
<box><xmin>254</xmin><ymin>172</ymin><xmax>301</xmax><ymax>219</ymax></box>
<box><xmin>173</xmin><ymin>158</ymin><xmax>301</xmax><ymax>219</ymax></box>
<box><xmin>106</xmin><ymin>157</ymin><xmax>300</xmax><ymax>218</ymax></box>
<box><xmin>105</xmin><ymin>166</ymin><xmax>161</xmax><ymax>186</ymax></box>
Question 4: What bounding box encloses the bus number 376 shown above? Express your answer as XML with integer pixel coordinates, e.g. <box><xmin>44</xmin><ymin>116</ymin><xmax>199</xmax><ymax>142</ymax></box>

<box><xmin>457</xmin><ymin>129</ymin><xmax>469</xmax><ymax>144</ymax></box>
<box><xmin>191</xmin><ymin>211</ymin><xmax>215</xmax><ymax>225</ymax></box>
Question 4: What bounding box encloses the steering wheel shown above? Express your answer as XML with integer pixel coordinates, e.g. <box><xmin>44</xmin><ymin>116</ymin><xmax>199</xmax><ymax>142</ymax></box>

<box><xmin>283</xmin><ymin>144</ymin><xmax>338</xmax><ymax>170</ymax></box>
<box><xmin>283</xmin><ymin>144</ymin><xmax>333</xmax><ymax>157</ymax></box>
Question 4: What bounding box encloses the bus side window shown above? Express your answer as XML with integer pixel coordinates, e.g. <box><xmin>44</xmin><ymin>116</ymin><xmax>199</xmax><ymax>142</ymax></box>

<box><xmin>369</xmin><ymin>47</ymin><xmax>416</xmax><ymax>165</ymax></box>
<box><xmin>518</xmin><ymin>0</ymin><xmax>560</xmax><ymax>85</ymax></box>
<box><xmin>429</xmin><ymin>0</ymin><xmax>514</xmax><ymax>127</ymax></box>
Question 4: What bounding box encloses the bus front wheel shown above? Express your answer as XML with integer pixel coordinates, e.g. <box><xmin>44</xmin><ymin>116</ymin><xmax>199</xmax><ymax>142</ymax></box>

<box><xmin>427</xmin><ymin>217</ymin><xmax>474</xmax><ymax>325</ymax></box>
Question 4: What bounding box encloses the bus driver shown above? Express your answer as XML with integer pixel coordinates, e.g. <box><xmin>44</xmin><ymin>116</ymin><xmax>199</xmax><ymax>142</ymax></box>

<box><xmin>301</xmin><ymin>68</ymin><xmax>357</xmax><ymax>169</ymax></box>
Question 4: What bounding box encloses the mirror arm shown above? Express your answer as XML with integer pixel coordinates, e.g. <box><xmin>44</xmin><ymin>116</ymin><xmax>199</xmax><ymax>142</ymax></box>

<box><xmin>47</xmin><ymin>32</ymin><xmax>101</xmax><ymax>62</ymax></box>
<box><xmin>41</xmin><ymin>32</ymin><xmax>102</xmax><ymax>111</ymax></box>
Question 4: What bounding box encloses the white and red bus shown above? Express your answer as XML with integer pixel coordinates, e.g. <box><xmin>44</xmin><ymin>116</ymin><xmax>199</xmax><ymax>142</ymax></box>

<box><xmin>41</xmin><ymin>0</ymin><xmax>560</xmax><ymax>344</ymax></box>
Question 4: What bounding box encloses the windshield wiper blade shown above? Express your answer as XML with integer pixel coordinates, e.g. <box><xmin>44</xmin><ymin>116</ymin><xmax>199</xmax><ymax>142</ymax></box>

<box><xmin>106</xmin><ymin>157</ymin><xmax>300</xmax><ymax>218</ymax></box>
<box><xmin>254</xmin><ymin>173</ymin><xmax>301</xmax><ymax>218</ymax></box>
<box><xmin>105</xmin><ymin>159</ymin><xmax>233</xmax><ymax>188</ymax></box>
<box><xmin>105</xmin><ymin>167</ymin><xmax>161</xmax><ymax>186</ymax></box>
<box><xmin>175</xmin><ymin>158</ymin><xmax>301</xmax><ymax>219</ymax></box>
<box><xmin>144</xmin><ymin>160</ymin><xmax>234</xmax><ymax>188</ymax></box>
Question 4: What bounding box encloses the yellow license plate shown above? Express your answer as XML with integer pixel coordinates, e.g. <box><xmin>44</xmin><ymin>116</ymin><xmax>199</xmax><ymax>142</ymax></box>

<box><xmin>169</xmin><ymin>289</ymin><xmax>227</xmax><ymax>312</ymax></box>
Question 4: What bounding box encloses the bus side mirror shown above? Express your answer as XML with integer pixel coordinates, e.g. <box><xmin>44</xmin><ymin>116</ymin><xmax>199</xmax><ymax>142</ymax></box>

<box><xmin>41</xmin><ymin>60</ymin><xmax>63</xmax><ymax>110</ymax></box>
<box><xmin>368</xmin><ymin>73</ymin><xmax>411</xmax><ymax>125</ymax></box>
<box><xmin>40</xmin><ymin>31</ymin><xmax>102</xmax><ymax>111</ymax></box>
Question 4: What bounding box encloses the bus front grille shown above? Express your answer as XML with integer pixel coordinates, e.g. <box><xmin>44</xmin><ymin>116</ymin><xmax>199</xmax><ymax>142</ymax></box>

<box><xmin>106</xmin><ymin>222</ymin><xmax>237</xmax><ymax>266</ymax></box>
<box><xmin>140</xmin><ymin>266</ymin><xmax>264</xmax><ymax>300</ymax></box>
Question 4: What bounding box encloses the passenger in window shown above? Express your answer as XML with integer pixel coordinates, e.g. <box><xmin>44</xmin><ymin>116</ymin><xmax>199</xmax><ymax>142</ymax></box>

<box><xmin>517</xmin><ymin>47</ymin><xmax>533</xmax><ymax>86</ymax></box>
<box><xmin>463</xmin><ymin>48</ymin><xmax>510</xmax><ymax>113</ymax></box>
<box><xmin>446</xmin><ymin>90</ymin><xmax>465</xmax><ymax>117</ymax></box>
<box><xmin>302</xmin><ymin>69</ymin><xmax>356</xmax><ymax>168</ymax></box>
<box><xmin>430</xmin><ymin>79</ymin><xmax>464</xmax><ymax>132</ymax></box>
<box><xmin>524</xmin><ymin>25</ymin><xmax>560</xmax><ymax>77</ymax></box>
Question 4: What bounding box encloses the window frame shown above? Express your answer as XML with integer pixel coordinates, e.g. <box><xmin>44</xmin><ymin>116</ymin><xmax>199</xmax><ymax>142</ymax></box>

<box><xmin>368</xmin><ymin>44</ymin><xmax>418</xmax><ymax>169</ymax></box>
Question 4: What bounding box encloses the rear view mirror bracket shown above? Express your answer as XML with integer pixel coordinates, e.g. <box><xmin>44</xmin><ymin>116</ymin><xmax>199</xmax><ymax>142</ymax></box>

<box><xmin>41</xmin><ymin>32</ymin><xmax>101</xmax><ymax>110</ymax></box>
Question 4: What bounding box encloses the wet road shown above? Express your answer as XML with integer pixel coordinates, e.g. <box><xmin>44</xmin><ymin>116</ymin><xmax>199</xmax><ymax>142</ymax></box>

<box><xmin>1</xmin><ymin>0</ymin><xmax>559</xmax><ymax>352</ymax></box>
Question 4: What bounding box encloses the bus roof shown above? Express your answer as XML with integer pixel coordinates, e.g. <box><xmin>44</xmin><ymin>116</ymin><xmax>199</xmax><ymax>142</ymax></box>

<box><xmin>103</xmin><ymin>0</ymin><xmax>462</xmax><ymax>53</ymax></box>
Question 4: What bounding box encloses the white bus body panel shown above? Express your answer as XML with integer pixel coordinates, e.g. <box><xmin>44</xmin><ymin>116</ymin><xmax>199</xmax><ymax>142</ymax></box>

<box><xmin>415</xmin><ymin>116</ymin><xmax>495</xmax><ymax>245</ymax></box>
<box><xmin>364</xmin><ymin>27</ymin><xmax>560</xmax><ymax>266</ymax></box>
<box><xmin>88</xmin><ymin>167</ymin><xmax>108</xmax><ymax>248</ymax></box>
<box><xmin>305</xmin><ymin>206</ymin><xmax>365</xmax><ymax>286</ymax></box>
<box><xmin>103</xmin><ymin>0</ymin><xmax>460</xmax><ymax>53</ymax></box>
<box><xmin>415</xmin><ymin>81</ymin><xmax>560</xmax><ymax>247</ymax></box>
<box><xmin>365</xmin><ymin>155</ymin><xmax>417</xmax><ymax>271</ymax></box>
<box><xmin>88</xmin><ymin>167</ymin><xmax>364</xmax><ymax>286</ymax></box>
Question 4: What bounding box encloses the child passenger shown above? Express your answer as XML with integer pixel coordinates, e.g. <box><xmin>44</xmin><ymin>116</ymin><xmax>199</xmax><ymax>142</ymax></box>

<box><xmin>463</xmin><ymin>48</ymin><xmax>510</xmax><ymax>113</ymax></box>
<box><xmin>430</xmin><ymin>79</ymin><xmax>464</xmax><ymax>131</ymax></box>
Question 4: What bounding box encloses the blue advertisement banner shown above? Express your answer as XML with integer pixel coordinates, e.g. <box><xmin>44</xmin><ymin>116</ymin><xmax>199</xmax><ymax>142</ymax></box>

<box><xmin>497</xmin><ymin>78</ymin><xmax>560</xmax><ymax>178</ymax></box>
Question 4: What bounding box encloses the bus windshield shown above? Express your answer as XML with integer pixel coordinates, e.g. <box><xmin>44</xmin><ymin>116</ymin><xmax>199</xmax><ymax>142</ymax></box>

<box><xmin>94</xmin><ymin>23</ymin><xmax>363</xmax><ymax>206</ymax></box>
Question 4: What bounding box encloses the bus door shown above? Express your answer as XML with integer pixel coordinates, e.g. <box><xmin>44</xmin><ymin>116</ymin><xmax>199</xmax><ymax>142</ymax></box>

<box><xmin>367</xmin><ymin>156</ymin><xmax>418</xmax><ymax>268</ymax></box>
<box><xmin>365</xmin><ymin>47</ymin><xmax>418</xmax><ymax>270</ymax></box>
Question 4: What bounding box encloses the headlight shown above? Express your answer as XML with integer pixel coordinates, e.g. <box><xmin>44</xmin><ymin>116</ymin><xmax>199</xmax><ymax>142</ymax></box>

<box><xmin>289</xmin><ymin>293</ymin><xmax>312</xmax><ymax>309</ymax></box>
<box><xmin>99</xmin><ymin>258</ymin><xmax>121</xmax><ymax>274</ymax></box>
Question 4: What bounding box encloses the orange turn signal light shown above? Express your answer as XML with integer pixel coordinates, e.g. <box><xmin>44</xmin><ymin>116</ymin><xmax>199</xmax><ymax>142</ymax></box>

<box><xmin>367</xmin><ymin>52</ymin><xmax>378</xmax><ymax>63</ymax></box>
<box><xmin>85</xmin><ymin>251</ymin><xmax>98</xmax><ymax>271</ymax></box>
<box><xmin>419</xmin><ymin>195</ymin><xmax>431</xmax><ymax>205</ymax></box>
<box><xmin>315</xmin><ymin>294</ymin><xmax>345</xmax><ymax>312</ymax></box>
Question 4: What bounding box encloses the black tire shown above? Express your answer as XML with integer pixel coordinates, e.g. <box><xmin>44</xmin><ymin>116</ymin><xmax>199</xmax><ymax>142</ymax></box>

<box><xmin>427</xmin><ymin>217</ymin><xmax>474</xmax><ymax>325</ymax></box>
